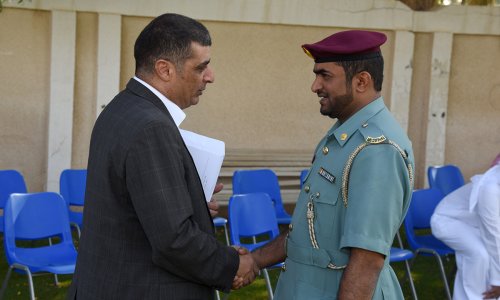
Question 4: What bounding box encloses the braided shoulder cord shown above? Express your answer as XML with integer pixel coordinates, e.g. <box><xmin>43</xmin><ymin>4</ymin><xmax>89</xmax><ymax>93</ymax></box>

<box><xmin>341</xmin><ymin>140</ymin><xmax>414</xmax><ymax>208</ymax></box>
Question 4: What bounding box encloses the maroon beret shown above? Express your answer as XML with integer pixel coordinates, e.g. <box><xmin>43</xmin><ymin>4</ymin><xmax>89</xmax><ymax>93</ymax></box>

<box><xmin>302</xmin><ymin>30</ymin><xmax>387</xmax><ymax>63</ymax></box>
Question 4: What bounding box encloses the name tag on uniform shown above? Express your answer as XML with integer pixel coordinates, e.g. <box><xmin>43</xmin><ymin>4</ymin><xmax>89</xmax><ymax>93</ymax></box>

<box><xmin>318</xmin><ymin>167</ymin><xmax>335</xmax><ymax>184</ymax></box>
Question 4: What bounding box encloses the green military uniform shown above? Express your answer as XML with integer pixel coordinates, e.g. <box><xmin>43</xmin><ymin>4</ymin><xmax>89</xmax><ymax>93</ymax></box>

<box><xmin>274</xmin><ymin>97</ymin><xmax>414</xmax><ymax>300</ymax></box>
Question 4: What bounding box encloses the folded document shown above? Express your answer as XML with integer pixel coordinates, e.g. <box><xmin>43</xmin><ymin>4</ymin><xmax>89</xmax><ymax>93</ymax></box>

<box><xmin>179</xmin><ymin>129</ymin><xmax>225</xmax><ymax>202</ymax></box>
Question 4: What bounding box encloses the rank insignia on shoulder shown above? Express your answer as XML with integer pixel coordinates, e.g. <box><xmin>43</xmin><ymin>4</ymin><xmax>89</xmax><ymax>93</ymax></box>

<box><xmin>366</xmin><ymin>135</ymin><xmax>386</xmax><ymax>144</ymax></box>
<box><xmin>318</xmin><ymin>167</ymin><xmax>335</xmax><ymax>184</ymax></box>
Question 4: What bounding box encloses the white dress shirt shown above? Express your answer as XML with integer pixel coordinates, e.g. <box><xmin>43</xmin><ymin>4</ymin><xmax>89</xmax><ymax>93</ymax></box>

<box><xmin>133</xmin><ymin>76</ymin><xmax>186</xmax><ymax>128</ymax></box>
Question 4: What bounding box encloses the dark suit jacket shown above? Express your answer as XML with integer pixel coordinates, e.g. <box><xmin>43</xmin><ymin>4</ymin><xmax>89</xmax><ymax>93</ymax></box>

<box><xmin>67</xmin><ymin>79</ymin><xmax>239</xmax><ymax>300</ymax></box>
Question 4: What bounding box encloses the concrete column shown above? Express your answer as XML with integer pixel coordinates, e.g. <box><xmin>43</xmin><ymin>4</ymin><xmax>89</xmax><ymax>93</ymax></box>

<box><xmin>96</xmin><ymin>13</ymin><xmax>122</xmax><ymax>119</ymax></box>
<box><xmin>390</xmin><ymin>30</ymin><xmax>415</xmax><ymax>133</ymax></box>
<box><xmin>46</xmin><ymin>10</ymin><xmax>76</xmax><ymax>192</ymax></box>
<box><xmin>424</xmin><ymin>32</ymin><xmax>453</xmax><ymax>171</ymax></box>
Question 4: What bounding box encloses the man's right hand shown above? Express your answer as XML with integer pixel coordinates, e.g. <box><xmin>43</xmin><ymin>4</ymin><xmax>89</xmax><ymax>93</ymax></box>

<box><xmin>483</xmin><ymin>285</ymin><xmax>500</xmax><ymax>299</ymax></box>
<box><xmin>231</xmin><ymin>246</ymin><xmax>259</xmax><ymax>290</ymax></box>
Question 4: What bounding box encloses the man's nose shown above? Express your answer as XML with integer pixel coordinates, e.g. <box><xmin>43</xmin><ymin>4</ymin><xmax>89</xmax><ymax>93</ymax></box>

<box><xmin>204</xmin><ymin>66</ymin><xmax>215</xmax><ymax>83</ymax></box>
<box><xmin>311</xmin><ymin>77</ymin><xmax>321</xmax><ymax>93</ymax></box>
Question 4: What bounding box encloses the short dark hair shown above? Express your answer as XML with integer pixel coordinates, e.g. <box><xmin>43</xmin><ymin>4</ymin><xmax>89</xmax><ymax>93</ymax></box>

<box><xmin>336</xmin><ymin>55</ymin><xmax>384</xmax><ymax>92</ymax></box>
<box><xmin>134</xmin><ymin>13</ymin><xmax>211</xmax><ymax>75</ymax></box>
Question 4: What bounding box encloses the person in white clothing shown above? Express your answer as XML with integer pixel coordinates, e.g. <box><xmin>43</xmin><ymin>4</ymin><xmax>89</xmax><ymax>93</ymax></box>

<box><xmin>431</xmin><ymin>162</ymin><xmax>500</xmax><ymax>300</ymax></box>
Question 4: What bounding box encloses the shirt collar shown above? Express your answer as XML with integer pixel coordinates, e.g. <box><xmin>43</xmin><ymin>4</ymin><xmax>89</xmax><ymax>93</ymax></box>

<box><xmin>133</xmin><ymin>76</ymin><xmax>186</xmax><ymax>127</ymax></box>
<box><xmin>328</xmin><ymin>97</ymin><xmax>386</xmax><ymax>146</ymax></box>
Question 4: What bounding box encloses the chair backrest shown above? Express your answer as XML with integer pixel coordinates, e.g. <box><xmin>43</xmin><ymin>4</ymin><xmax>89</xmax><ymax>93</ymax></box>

<box><xmin>0</xmin><ymin>170</ymin><xmax>27</xmax><ymax>209</ymax></box>
<box><xmin>228</xmin><ymin>193</ymin><xmax>280</xmax><ymax>248</ymax></box>
<box><xmin>59</xmin><ymin>169</ymin><xmax>87</xmax><ymax>206</ymax></box>
<box><xmin>3</xmin><ymin>192</ymin><xmax>74</xmax><ymax>264</ymax></box>
<box><xmin>404</xmin><ymin>188</ymin><xmax>444</xmax><ymax>248</ymax></box>
<box><xmin>406</xmin><ymin>188</ymin><xmax>444</xmax><ymax>229</ymax></box>
<box><xmin>232</xmin><ymin>169</ymin><xmax>287</xmax><ymax>217</ymax></box>
<box><xmin>0</xmin><ymin>170</ymin><xmax>28</xmax><ymax>232</ymax></box>
<box><xmin>427</xmin><ymin>164</ymin><xmax>464</xmax><ymax>195</ymax></box>
<box><xmin>299</xmin><ymin>169</ymin><xmax>309</xmax><ymax>189</ymax></box>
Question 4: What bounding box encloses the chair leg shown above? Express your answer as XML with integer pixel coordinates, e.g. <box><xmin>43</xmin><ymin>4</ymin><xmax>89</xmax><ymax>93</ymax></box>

<box><xmin>414</xmin><ymin>250</ymin><xmax>452</xmax><ymax>300</ymax></box>
<box><xmin>403</xmin><ymin>260</ymin><xmax>418</xmax><ymax>300</ymax></box>
<box><xmin>9</xmin><ymin>264</ymin><xmax>36</xmax><ymax>300</ymax></box>
<box><xmin>24</xmin><ymin>268</ymin><xmax>35</xmax><ymax>300</ymax></box>
<box><xmin>47</xmin><ymin>237</ymin><xmax>60</xmax><ymax>285</ymax></box>
<box><xmin>262</xmin><ymin>268</ymin><xmax>274</xmax><ymax>300</ymax></box>
<box><xmin>223</xmin><ymin>224</ymin><xmax>230</xmax><ymax>245</ymax></box>
<box><xmin>433</xmin><ymin>253</ymin><xmax>452</xmax><ymax>300</ymax></box>
<box><xmin>0</xmin><ymin>266</ymin><xmax>14</xmax><ymax>299</ymax></box>
<box><xmin>71</xmin><ymin>223</ymin><xmax>81</xmax><ymax>239</ymax></box>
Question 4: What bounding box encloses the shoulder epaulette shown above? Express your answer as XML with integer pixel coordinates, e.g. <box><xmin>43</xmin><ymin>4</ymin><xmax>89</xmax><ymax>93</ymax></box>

<box><xmin>359</xmin><ymin>123</ymin><xmax>387</xmax><ymax>144</ymax></box>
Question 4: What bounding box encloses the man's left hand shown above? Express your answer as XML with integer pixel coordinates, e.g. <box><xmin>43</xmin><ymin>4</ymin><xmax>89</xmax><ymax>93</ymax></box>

<box><xmin>208</xmin><ymin>183</ymin><xmax>224</xmax><ymax>217</ymax></box>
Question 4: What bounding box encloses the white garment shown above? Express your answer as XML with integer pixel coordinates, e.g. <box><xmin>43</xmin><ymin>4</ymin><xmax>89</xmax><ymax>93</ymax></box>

<box><xmin>431</xmin><ymin>165</ymin><xmax>500</xmax><ymax>300</ymax></box>
<box><xmin>133</xmin><ymin>76</ymin><xmax>186</xmax><ymax>127</ymax></box>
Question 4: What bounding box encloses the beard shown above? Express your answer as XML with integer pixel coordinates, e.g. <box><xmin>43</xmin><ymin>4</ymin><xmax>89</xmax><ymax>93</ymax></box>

<box><xmin>320</xmin><ymin>91</ymin><xmax>354</xmax><ymax>119</ymax></box>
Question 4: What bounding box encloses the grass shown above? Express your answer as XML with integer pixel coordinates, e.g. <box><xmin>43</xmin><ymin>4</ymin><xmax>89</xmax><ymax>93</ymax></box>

<box><xmin>0</xmin><ymin>228</ymin><xmax>456</xmax><ymax>300</ymax></box>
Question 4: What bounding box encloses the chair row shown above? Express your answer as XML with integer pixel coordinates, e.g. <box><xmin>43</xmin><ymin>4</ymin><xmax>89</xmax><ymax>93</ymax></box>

<box><xmin>0</xmin><ymin>187</ymin><xmax>442</xmax><ymax>300</ymax></box>
<box><xmin>0</xmin><ymin>166</ymin><xmax>462</xmax><ymax>299</ymax></box>
<box><xmin>0</xmin><ymin>169</ymin><xmax>85</xmax><ymax>299</ymax></box>
<box><xmin>1</xmin><ymin>163</ymin><xmax>464</xmax><ymax>235</ymax></box>
<box><xmin>0</xmin><ymin>169</ymin><xmax>85</xmax><ymax>236</ymax></box>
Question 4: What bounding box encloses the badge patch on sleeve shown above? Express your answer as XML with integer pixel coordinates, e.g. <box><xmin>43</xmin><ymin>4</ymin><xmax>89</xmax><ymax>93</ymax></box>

<box><xmin>318</xmin><ymin>167</ymin><xmax>335</xmax><ymax>184</ymax></box>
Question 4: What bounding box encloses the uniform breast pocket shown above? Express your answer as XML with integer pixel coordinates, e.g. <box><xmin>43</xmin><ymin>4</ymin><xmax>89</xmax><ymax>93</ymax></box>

<box><xmin>312</xmin><ymin>183</ymin><xmax>341</xmax><ymax>238</ymax></box>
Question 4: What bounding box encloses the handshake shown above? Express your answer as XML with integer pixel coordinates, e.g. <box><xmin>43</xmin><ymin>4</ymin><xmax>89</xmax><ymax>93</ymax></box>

<box><xmin>231</xmin><ymin>246</ymin><xmax>261</xmax><ymax>290</ymax></box>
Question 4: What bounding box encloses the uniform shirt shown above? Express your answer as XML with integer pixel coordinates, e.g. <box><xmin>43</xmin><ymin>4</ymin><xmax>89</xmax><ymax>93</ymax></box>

<box><xmin>274</xmin><ymin>97</ymin><xmax>414</xmax><ymax>300</ymax></box>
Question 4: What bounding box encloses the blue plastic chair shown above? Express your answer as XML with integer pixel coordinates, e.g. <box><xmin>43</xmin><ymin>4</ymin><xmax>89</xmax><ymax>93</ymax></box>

<box><xmin>232</xmin><ymin>169</ymin><xmax>291</xmax><ymax>225</ymax></box>
<box><xmin>213</xmin><ymin>217</ymin><xmax>230</xmax><ymax>245</ymax></box>
<box><xmin>59</xmin><ymin>169</ymin><xmax>87</xmax><ymax>237</ymax></box>
<box><xmin>427</xmin><ymin>164</ymin><xmax>464</xmax><ymax>196</ymax></box>
<box><xmin>0</xmin><ymin>192</ymin><xmax>78</xmax><ymax>300</ymax></box>
<box><xmin>390</xmin><ymin>232</ymin><xmax>418</xmax><ymax>300</ymax></box>
<box><xmin>404</xmin><ymin>188</ymin><xmax>454</xmax><ymax>300</ymax></box>
<box><xmin>228</xmin><ymin>193</ymin><xmax>283</xmax><ymax>299</ymax></box>
<box><xmin>299</xmin><ymin>169</ymin><xmax>309</xmax><ymax>189</ymax></box>
<box><xmin>0</xmin><ymin>170</ymin><xmax>28</xmax><ymax>232</ymax></box>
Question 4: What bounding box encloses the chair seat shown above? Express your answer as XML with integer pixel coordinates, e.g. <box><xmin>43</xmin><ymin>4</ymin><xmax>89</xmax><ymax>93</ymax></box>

<box><xmin>213</xmin><ymin>217</ymin><xmax>227</xmax><ymax>227</ymax></box>
<box><xmin>12</xmin><ymin>243</ymin><xmax>77</xmax><ymax>274</ymax></box>
<box><xmin>276</xmin><ymin>216</ymin><xmax>291</xmax><ymax>225</ymax></box>
<box><xmin>389</xmin><ymin>248</ymin><xmax>414</xmax><ymax>263</ymax></box>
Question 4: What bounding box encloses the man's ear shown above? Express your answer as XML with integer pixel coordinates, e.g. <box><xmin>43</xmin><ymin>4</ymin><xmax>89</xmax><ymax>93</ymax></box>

<box><xmin>353</xmin><ymin>71</ymin><xmax>372</xmax><ymax>93</ymax></box>
<box><xmin>155</xmin><ymin>59</ymin><xmax>176</xmax><ymax>82</ymax></box>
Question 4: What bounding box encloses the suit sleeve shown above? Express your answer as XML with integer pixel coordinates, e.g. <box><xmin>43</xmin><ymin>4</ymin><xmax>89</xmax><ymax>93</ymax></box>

<box><xmin>124</xmin><ymin>122</ymin><xmax>239</xmax><ymax>291</ymax></box>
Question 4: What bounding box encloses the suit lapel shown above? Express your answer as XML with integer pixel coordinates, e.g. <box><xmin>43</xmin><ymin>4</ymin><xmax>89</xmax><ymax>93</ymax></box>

<box><xmin>125</xmin><ymin>78</ymin><xmax>214</xmax><ymax>227</ymax></box>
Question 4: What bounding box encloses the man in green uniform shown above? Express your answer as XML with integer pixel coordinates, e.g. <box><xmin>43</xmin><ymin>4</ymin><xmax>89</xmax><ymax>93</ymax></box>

<box><xmin>248</xmin><ymin>30</ymin><xmax>415</xmax><ymax>299</ymax></box>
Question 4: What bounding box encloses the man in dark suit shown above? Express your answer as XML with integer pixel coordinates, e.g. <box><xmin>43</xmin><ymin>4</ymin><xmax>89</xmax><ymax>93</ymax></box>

<box><xmin>67</xmin><ymin>13</ymin><xmax>258</xmax><ymax>299</ymax></box>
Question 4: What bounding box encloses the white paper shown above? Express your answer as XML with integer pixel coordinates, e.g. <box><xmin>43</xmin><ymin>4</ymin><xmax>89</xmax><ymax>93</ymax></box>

<box><xmin>179</xmin><ymin>129</ymin><xmax>225</xmax><ymax>202</ymax></box>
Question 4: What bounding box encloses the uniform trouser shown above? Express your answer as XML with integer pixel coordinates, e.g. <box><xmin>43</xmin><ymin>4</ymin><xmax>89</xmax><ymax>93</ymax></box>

<box><xmin>431</xmin><ymin>214</ymin><xmax>492</xmax><ymax>300</ymax></box>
